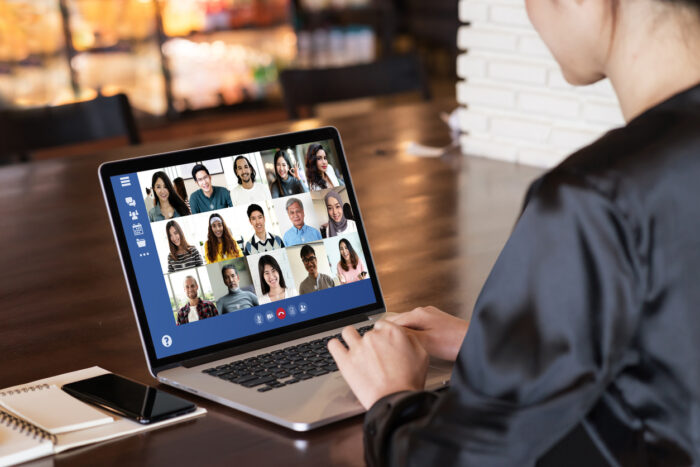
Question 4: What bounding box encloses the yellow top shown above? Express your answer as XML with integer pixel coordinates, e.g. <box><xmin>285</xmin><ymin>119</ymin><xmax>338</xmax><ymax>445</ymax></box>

<box><xmin>204</xmin><ymin>240</ymin><xmax>242</xmax><ymax>264</ymax></box>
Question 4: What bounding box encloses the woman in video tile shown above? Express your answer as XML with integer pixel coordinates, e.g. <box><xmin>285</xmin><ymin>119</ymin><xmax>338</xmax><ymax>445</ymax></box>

<box><xmin>270</xmin><ymin>150</ymin><xmax>307</xmax><ymax>198</ymax></box>
<box><xmin>336</xmin><ymin>238</ymin><xmax>367</xmax><ymax>284</ymax></box>
<box><xmin>324</xmin><ymin>190</ymin><xmax>357</xmax><ymax>237</ymax></box>
<box><xmin>305</xmin><ymin>143</ymin><xmax>344</xmax><ymax>191</ymax></box>
<box><xmin>258</xmin><ymin>254</ymin><xmax>298</xmax><ymax>304</ymax></box>
<box><xmin>148</xmin><ymin>171</ymin><xmax>191</xmax><ymax>222</ymax></box>
<box><xmin>165</xmin><ymin>220</ymin><xmax>203</xmax><ymax>272</ymax></box>
<box><xmin>204</xmin><ymin>213</ymin><xmax>242</xmax><ymax>264</ymax></box>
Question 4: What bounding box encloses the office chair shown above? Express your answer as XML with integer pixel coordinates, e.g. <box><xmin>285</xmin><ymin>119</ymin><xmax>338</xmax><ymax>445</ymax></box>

<box><xmin>279</xmin><ymin>53</ymin><xmax>432</xmax><ymax>119</ymax></box>
<box><xmin>0</xmin><ymin>93</ymin><xmax>141</xmax><ymax>163</ymax></box>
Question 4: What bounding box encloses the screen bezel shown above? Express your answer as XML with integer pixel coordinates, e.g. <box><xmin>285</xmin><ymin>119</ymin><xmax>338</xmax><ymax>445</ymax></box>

<box><xmin>99</xmin><ymin>127</ymin><xmax>385</xmax><ymax>371</ymax></box>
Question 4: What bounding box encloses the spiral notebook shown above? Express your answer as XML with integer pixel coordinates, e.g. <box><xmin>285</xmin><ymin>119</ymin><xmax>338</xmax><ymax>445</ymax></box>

<box><xmin>0</xmin><ymin>367</ymin><xmax>206</xmax><ymax>467</ymax></box>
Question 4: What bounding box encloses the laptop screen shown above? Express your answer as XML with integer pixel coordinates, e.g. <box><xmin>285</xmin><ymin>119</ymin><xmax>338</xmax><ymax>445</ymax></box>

<box><xmin>106</xmin><ymin>132</ymin><xmax>379</xmax><ymax>361</ymax></box>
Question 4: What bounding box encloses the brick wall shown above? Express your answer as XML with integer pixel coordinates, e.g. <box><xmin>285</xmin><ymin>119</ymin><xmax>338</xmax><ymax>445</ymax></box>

<box><xmin>457</xmin><ymin>0</ymin><xmax>625</xmax><ymax>168</ymax></box>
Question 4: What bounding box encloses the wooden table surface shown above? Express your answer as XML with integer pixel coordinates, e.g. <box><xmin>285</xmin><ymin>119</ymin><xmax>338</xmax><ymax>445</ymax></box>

<box><xmin>0</xmin><ymin>100</ymin><xmax>544</xmax><ymax>466</ymax></box>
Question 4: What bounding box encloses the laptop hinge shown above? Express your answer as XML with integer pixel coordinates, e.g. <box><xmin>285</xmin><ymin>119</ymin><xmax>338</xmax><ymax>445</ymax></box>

<box><xmin>177</xmin><ymin>312</ymin><xmax>380</xmax><ymax>369</ymax></box>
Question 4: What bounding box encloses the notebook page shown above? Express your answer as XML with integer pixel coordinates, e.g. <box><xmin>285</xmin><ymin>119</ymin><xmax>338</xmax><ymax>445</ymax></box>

<box><xmin>0</xmin><ymin>411</ymin><xmax>54</xmax><ymax>467</ymax></box>
<box><xmin>0</xmin><ymin>385</ymin><xmax>113</xmax><ymax>435</ymax></box>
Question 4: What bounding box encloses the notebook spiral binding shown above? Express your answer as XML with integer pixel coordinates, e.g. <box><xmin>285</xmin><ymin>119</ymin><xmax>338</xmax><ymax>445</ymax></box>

<box><xmin>0</xmin><ymin>410</ymin><xmax>57</xmax><ymax>443</ymax></box>
<box><xmin>0</xmin><ymin>383</ymin><xmax>50</xmax><ymax>397</ymax></box>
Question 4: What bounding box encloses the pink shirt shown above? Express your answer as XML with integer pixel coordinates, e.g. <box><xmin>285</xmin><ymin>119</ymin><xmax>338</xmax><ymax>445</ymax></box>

<box><xmin>337</xmin><ymin>258</ymin><xmax>367</xmax><ymax>284</ymax></box>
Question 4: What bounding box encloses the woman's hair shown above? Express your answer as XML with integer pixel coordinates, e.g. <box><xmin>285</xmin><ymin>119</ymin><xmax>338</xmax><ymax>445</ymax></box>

<box><xmin>165</xmin><ymin>220</ymin><xmax>191</xmax><ymax>258</ymax></box>
<box><xmin>151</xmin><ymin>171</ymin><xmax>190</xmax><ymax>216</ymax></box>
<box><xmin>338</xmin><ymin>238</ymin><xmax>359</xmax><ymax>271</ymax></box>
<box><xmin>305</xmin><ymin>143</ymin><xmax>328</xmax><ymax>189</ymax></box>
<box><xmin>172</xmin><ymin>177</ymin><xmax>188</xmax><ymax>202</ymax></box>
<box><xmin>206</xmin><ymin>213</ymin><xmax>240</xmax><ymax>263</ymax></box>
<box><xmin>258</xmin><ymin>254</ymin><xmax>287</xmax><ymax>295</ymax></box>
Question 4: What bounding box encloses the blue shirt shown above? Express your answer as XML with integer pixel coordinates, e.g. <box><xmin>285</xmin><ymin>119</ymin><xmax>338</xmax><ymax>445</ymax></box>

<box><xmin>189</xmin><ymin>186</ymin><xmax>232</xmax><ymax>214</ymax></box>
<box><xmin>148</xmin><ymin>203</ymin><xmax>181</xmax><ymax>222</ymax></box>
<box><xmin>283</xmin><ymin>224</ymin><xmax>322</xmax><ymax>246</ymax></box>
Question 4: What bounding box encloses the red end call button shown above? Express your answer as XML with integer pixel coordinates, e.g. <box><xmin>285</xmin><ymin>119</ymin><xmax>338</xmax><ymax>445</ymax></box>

<box><xmin>276</xmin><ymin>308</ymin><xmax>286</xmax><ymax>319</ymax></box>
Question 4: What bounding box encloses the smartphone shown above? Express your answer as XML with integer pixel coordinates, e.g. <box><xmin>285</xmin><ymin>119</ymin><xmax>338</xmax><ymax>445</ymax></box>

<box><xmin>62</xmin><ymin>374</ymin><xmax>196</xmax><ymax>424</ymax></box>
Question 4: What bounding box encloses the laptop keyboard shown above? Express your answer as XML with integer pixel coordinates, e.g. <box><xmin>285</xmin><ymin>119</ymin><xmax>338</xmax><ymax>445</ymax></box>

<box><xmin>203</xmin><ymin>325</ymin><xmax>374</xmax><ymax>392</ymax></box>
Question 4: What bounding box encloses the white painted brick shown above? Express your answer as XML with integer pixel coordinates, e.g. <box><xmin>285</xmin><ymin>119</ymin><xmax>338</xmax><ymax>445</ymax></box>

<box><xmin>489</xmin><ymin>5</ymin><xmax>531</xmax><ymax>27</ymax></box>
<box><xmin>487</xmin><ymin>61</ymin><xmax>547</xmax><ymax>85</ymax></box>
<box><xmin>491</xmin><ymin>116</ymin><xmax>551</xmax><ymax>143</ymax></box>
<box><xmin>518</xmin><ymin>35</ymin><xmax>552</xmax><ymax>58</ymax></box>
<box><xmin>549</xmin><ymin>126</ymin><xmax>599</xmax><ymax>152</ymax></box>
<box><xmin>518</xmin><ymin>147</ymin><xmax>566</xmax><ymax>168</ymax></box>
<box><xmin>582</xmin><ymin>101</ymin><xmax>624</xmax><ymax>125</ymax></box>
<box><xmin>458</xmin><ymin>106</ymin><xmax>489</xmax><ymax>133</ymax></box>
<box><xmin>460</xmin><ymin>134</ymin><xmax>518</xmax><ymax>162</ymax></box>
<box><xmin>458</xmin><ymin>26</ymin><xmax>518</xmax><ymax>52</ymax></box>
<box><xmin>457</xmin><ymin>81</ymin><xmax>516</xmax><ymax>108</ymax></box>
<box><xmin>547</xmin><ymin>69</ymin><xmax>574</xmax><ymax>90</ymax></box>
<box><xmin>459</xmin><ymin>0</ymin><xmax>488</xmax><ymax>23</ymax></box>
<box><xmin>518</xmin><ymin>91</ymin><xmax>580</xmax><ymax>118</ymax></box>
<box><xmin>457</xmin><ymin>53</ymin><xmax>487</xmax><ymax>79</ymax></box>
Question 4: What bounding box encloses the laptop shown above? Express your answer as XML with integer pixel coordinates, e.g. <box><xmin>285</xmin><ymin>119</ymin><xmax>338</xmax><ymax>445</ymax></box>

<box><xmin>99</xmin><ymin>127</ymin><xmax>451</xmax><ymax>431</ymax></box>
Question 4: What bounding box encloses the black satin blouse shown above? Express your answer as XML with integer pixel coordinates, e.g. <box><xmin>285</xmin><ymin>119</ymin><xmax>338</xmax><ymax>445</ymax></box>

<box><xmin>364</xmin><ymin>82</ymin><xmax>700</xmax><ymax>466</ymax></box>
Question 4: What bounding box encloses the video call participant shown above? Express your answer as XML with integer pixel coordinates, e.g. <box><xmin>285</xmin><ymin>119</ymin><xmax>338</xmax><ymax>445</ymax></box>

<box><xmin>216</xmin><ymin>264</ymin><xmax>259</xmax><ymax>314</ymax></box>
<box><xmin>305</xmin><ymin>143</ymin><xmax>344</xmax><ymax>191</ymax></box>
<box><xmin>244</xmin><ymin>204</ymin><xmax>285</xmax><ymax>255</ymax></box>
<box><xmin>189</xmin><ymin>164</ymin><xmax>233</xmax><ymax>214</ymax></box>
<box><xmin>148</xmin><ymin>171</ymin><xmax>191</xmax><ymax>222</ymax></box>
<box><xmin>165</xmin><ymin>220</ymin><xmax>203</xmax><ymax>272</ymax></box>
<box><xmin>270</xmin><ymin>150</ymin><xmax>307</xmax><ymax>198</ymax></box>
<box><xmin>324</xmin><ymin>190</ymin><xmax>357</xmax><ymax>237</ymax></box>
<box><xmin>336</xmin><ymin>238</ymin><xmax>367</xmax><ymax>284</ymax></box>
<box><xmin>298</xmin><ymin>244</ymin><xmax>335</xmax><ymax>295</ymax></box>
<box><xmin>204</xmin><ymin>213</ymin><xmax>242</xmax><ymax>264</ymax></box>
<box><xmin>282</xmin><ymin>197</ymin><xmax>322</xmax><ymax>247</ymax></box>
<box><xmin>257</xmin><ymin>254</ymin><xmax>297</xmax><ymax>304</ymax></box>
<box><xmin>173</xmin><ymin>177</ymin><xmax>191</xmax><ymax>211</ymax></box>
<box><xmin>230</xmin><ymin>155</ymin><xmax>271</xmax><ymax>206</ymax></box>
<box><xmin>176</xmin><ymin>276</ymin><xmax>218</xmax><ymax>325</ymax></box>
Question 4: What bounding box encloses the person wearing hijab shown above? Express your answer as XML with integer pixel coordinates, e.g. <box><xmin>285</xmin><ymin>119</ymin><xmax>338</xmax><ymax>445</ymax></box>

<box><xmin>324</xmin><ymin>190</ymin><xmax>356</xmax><ymax>237</ymax></box>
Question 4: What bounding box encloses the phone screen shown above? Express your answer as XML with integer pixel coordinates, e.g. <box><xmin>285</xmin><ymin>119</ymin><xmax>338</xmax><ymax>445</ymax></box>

<box><xmin>62</xmin><ymin>374</ymin><xmax>195</xmax><ymax>424</ymax></box>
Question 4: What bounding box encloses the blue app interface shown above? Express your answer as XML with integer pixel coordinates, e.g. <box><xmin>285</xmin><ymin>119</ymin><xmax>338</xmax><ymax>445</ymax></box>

<box><xmin>110</xmin><ymin>142</ymin><xmax>377</xmax><ymax>359</ymax></box>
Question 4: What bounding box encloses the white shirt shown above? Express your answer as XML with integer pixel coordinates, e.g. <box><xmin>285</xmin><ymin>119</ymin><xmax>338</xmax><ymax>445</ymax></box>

<box><xmin>187</xmin><ymin>305</ymin><xmax>199</xmax><ymax>323</ymax></box>
<box><xmin>259</xmin><ymin>286</ymin><xmax>298</xmax><ymax>304</ymax></box>
<box><xmin>230</xmin><ymin>182</ymin><xmax>271</xmax><ymax>206</ymax></box>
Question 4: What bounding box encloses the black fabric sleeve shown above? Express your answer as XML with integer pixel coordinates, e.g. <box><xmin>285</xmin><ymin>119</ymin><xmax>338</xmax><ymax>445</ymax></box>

<box><xmin>362</xmin><ymin>172</ymin><xmax>644</xmax><ymax>466</ymax></box>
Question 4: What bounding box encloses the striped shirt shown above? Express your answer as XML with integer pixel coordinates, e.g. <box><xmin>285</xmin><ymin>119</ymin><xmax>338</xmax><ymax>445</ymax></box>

<box><xmin>167</xmin><ymin>246</ymin><xmax>204</xmax><ymax>272</ymax></box>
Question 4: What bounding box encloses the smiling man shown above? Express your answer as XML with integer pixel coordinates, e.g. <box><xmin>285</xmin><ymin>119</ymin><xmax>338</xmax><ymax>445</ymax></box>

<box><xmin>176</xmin><ymin>276</ymin><xmax>219</xmax><ymax>325</ymax></box>
<box><xmin>298</xmin><ymin>244</ymin><xmax>335</xmax><ymax>295</ymax></box>
<box><xmin>216</xmin><ymin>265</ymin><xmax>259</xmax><ymax>314</ymax></box>
<box><xmin>230</xmin><ymin>155</ymin><xmax>271</xmax><ymax>206</ymax></box>
<box><xmin>189</xmin><ymin>164</ymin><xmax>232</xmax><ymax>214</ymax></box>
<box><xmin>282</xmin><ymin>197</ymin><xmax>322</xmax><ymax>247</ymax></box>
<box><xmin>244</xmin><ymin>204</ymin><xmax>284</xmax><ymax>255</ymax></box>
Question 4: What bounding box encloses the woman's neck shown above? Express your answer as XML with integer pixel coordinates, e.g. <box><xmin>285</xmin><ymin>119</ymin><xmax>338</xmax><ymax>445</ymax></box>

<box><xmin>269</xmin><ymin>285</ymin><xmax>284</xmax><ymax>296</ymax></box>
<box><xmin>606</xmin><ymin>3</ymin><xmax>700</xmax><ymax>122</ymax></box>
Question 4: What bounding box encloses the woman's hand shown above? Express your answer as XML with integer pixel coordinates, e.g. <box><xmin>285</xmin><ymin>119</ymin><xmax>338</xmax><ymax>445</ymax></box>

<box><xmin>328</xmin><ymin>320</ymin><xmax>428</xmax><ymax>409</ymax></box>
<box><xmin>385</xmin><ymin>306</ymin><xmax>468</xmax><ymax>362</ymax></box>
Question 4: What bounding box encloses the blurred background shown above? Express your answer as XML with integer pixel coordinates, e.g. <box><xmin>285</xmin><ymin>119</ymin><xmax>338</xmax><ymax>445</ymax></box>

<box><xmin>0</xmin><ymin>0</ymin><xmax>457</xmax><ymax>157</ymax></box>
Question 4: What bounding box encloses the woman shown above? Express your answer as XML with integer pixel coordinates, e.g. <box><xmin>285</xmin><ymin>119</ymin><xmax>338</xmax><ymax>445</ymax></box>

<box><xmin>336</xmin><ymin>238</ymin><xmax>367</xmax><ymax>284</ymax></box>
<box><xmin>327</xmin><ymin>0</ymin><xmax>700</xmax><ymax>464</ymax></box>
<box><xmin>165</xmin><ymin>220</ymin><xmax>203</xmax><ymax>272</ymax></box>
<box><xmin>305</xmin><ymin>143</ymin><xmax>344</xmax><ymax>191</ymax></box>
<box><xmin>203</xmin><ymin>213</ymin><xmax>242</xmax><ymax>264</ymax></box>
<box><xmin>172</xmin><ymin>177</ymin><xmax>191</xmax><ymax>211</ymax></box>
<box><xmin>270</xmin><ymin>150</ymin><xmax>307</xmax><ymax>198</ymax></box>
<box><xmin>257</xmin><ymin>254</ymin><xmax>297</xmax><ymax>304</ymax></box>
<box><xmin>148</xmin><ymin>171</ymin><xmax>190</xmax><ymax>222</ymax></box>
<box><xmin>324</xmin><ymin>190</ymin><xmax>356</xmax><ymax>237</ymax></box>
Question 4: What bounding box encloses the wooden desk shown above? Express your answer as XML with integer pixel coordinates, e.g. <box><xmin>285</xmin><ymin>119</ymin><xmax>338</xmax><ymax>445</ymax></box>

<box><xmin>0</xmin><ymin>101</ymin><xmax>544</xmax><ymax>466</ymax></box>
